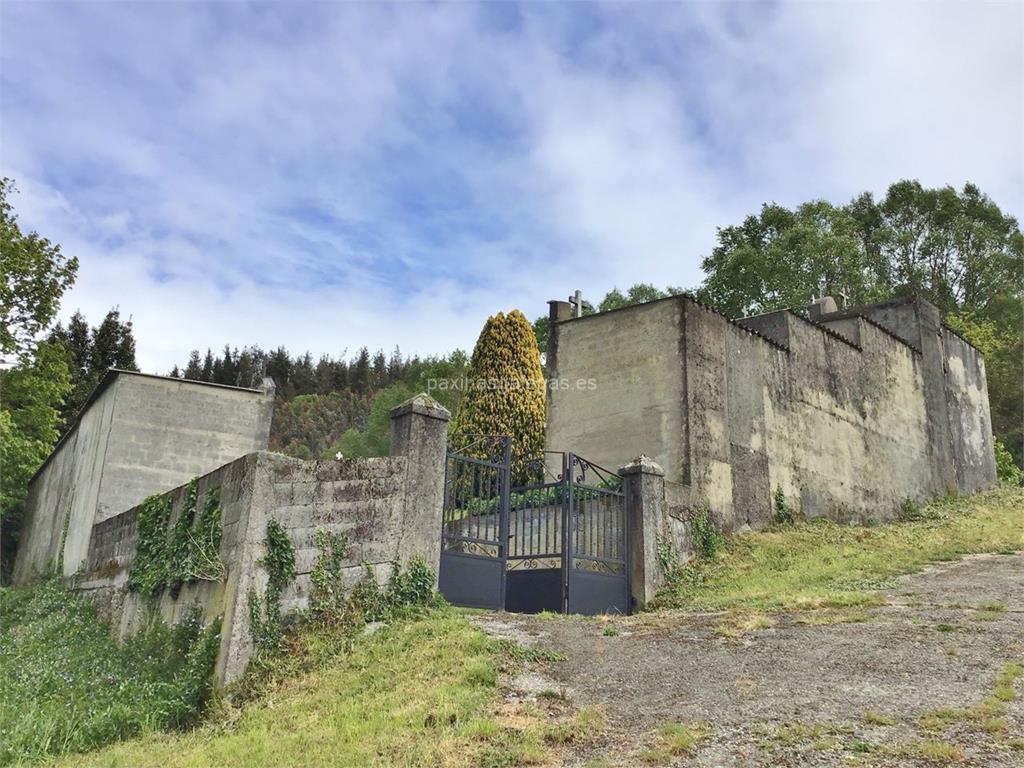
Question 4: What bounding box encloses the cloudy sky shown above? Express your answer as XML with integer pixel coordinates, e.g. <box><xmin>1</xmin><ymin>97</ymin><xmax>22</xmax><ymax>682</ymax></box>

<box><xmin>2</xmin><ymin>2</ymin><xmax>1021</xmax><ymax>373</ymax></box>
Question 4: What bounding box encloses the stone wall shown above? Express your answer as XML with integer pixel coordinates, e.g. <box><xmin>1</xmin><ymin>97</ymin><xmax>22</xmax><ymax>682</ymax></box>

<box><xmin>13</xmin><ymin>370</ymin><xmax>275</xmax><ymax>583</ymax></box>
<box><xmin>74</xmin><ymin>395</ymin><xmax>449</xmax><ymax>686</ymax></box>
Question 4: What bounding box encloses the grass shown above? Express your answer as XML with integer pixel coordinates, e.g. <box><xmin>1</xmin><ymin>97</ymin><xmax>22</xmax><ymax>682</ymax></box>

<box><xmin>641</xmin><ymin>721</ymin><xmax>709</xmax><ymax>763</ymax></box>
<box><xmin>654</xmin><ymin>485</ymin><xmax>1023</xmax><ymax>612</ymax></box>
<box><xmin>916</xmin><ymin>661</ymin><xmax>1022</xmax><ymax>737</ymax></box>
<box><xmin>713</xmin><ymin>611</ymin><xmax>776</xmax><ymax>640</ymax></box>
<box><xmin>0</xmin><ymin>580</ymin><xmax>220</xmax><ymax>766</ymax></box>
<box><xmin>862</xmin><ymin>710</ymin><xmax>896</xmax><ymax>726</ymax></box>
<box><xmin>884</xmin><ymin>739</ymin><xmax>964</xmax><ymax>762</ymax></box>
<box><xmin>56</xmin><ymin>607</ymin><xmax>569</xmax><ymax>768</ymax></box>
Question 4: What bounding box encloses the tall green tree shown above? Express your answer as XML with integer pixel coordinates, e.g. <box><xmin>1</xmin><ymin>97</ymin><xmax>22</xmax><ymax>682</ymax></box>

<box><xmin>1</xmin><ymin>340</ymin><xmax>72</xmax><ymax>575</ymax></box>
<box><xmin>0</xmin><ymin>179</ymin><xmax>79</xmax><ymax>361</ymax></box>
<box><xmin>697</xmin><ymin>180</ymin><xmax>1023</xmax><ymax>466</ymax></box>
<box><xmin>50</xmin><ymin>309</ymin><xmax>138</xmax><ymax>428</ymax></box>
<box><xmin>451</xmin><ymin>309</ymin><xmax>546</xmax><ymax>480</ymax></box>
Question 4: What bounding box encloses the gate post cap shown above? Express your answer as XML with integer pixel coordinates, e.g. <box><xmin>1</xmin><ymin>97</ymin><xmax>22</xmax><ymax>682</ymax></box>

<box><xmin>618</xmin><ymin>454</ymin><xmax>664</xmax><ymax>477</ymax></box>
<box><xmin>389</xmin><ymin>393</ymin><xmax>451</xmax><ymax>422</ymax></box>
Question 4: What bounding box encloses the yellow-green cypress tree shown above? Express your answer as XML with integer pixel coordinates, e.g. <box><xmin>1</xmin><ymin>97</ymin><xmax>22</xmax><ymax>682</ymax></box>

<box><xmin>450</xmin><ymin>309</ymin><xmax>545</xmax><ymax>479</ymax></box>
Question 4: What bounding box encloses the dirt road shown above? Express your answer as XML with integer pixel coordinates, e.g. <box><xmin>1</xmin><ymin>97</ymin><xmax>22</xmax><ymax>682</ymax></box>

<box><xmin>475</xmin><ymin>553</ymin><xmax>1024</xmax><ymax>766</ymax></box>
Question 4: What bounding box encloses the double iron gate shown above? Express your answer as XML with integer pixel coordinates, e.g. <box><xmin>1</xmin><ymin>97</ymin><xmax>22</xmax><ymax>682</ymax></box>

<box><xmin>438</xmin><ymin>438</ymin><xmax>630</xmax><ymax>615</ymax></box>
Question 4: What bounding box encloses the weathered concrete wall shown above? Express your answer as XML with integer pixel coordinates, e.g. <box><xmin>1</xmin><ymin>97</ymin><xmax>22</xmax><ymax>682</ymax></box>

<box><xmin>755</xmin><ymin>311</ymin><xmax>932</xmax><ymax>523</ymax></box>
<box><xmin>13</xmin><ymin>379</ymin><xmax>119</xmax><ymax>583</ymax></box>
<box><xmin>942</xmin><ymin>328</ymin><xmax>997</xmax><ymax>493</ymax></box>
<box><xmin>544</xmin><ymin>298</ymin><xmax>688</xmax><ymax>479</ymax></box>
<box><xmin>546</xmin><ymin>294</ymin><xmax>996</xmax><ymax>553</ymax></box>
<box><xmin>96</xmin><ymin>374</ymin><xmax>276</xmax><ymax>524</ymax></box>
<box><xmin>13</xmin><ymin>370</ymin><xmax>275</xmax><ymax>583</ymax></box>
<box><xmin>72</xmin><ymin>394</ymin><xmax>449</xmax><ymax>686</ymax></box>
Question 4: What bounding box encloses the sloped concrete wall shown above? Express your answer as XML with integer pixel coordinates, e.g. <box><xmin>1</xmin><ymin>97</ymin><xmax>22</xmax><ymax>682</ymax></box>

<box><xmin>13</xmin><ymin>371</ymin><xmax>275</xmax><ymax>583</ymax></box>
<box><xmin>13</xmin><ymin>380</ymin><xmax>118</xmax><ymax>583</ymax></box>
<box><xmin>942</xmin><ymin>328</ymin><xmax>997</xmax><ymax>493</ymax></box>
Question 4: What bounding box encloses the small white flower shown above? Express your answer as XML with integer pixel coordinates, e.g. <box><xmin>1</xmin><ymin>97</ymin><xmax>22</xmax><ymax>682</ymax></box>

<box><xmin>335</xmin><ymin>452</ymin><xmax>343</xmax><ymax>460</ymax></box>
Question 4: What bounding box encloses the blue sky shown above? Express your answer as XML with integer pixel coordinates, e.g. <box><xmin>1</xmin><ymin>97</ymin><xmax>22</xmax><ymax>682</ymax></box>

<box><xmin>2</xmin><ymin>1</ymin><xmax>1021</xmax><ymax>372</ymax></box>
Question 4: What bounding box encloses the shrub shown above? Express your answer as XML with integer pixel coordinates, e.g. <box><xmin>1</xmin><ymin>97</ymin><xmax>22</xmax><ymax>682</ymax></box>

<box><xmin>994</xmin><ymin>438</ymin><xmax>1024</xmax><ymax>486</ymax></box>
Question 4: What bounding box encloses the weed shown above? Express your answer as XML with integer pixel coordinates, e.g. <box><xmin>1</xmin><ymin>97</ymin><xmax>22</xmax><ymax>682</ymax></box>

<box><xmin>862</xmin><ymin>710</ymin><xmax>896</xmax><ymax>726</ymax></box>
<box><xmin>714</xmin><ymin>612</ymin><xmax>775</xmax><ymax>640</ymax></box>
<box><xmin>773</xmin><ymin>486</ymin><xmax>794</xmax><ymax>525</ymax></box>
<box><xmin>602</xmin><ymin>626</ymin><xmax>619</xmax><ymax>637</ymax></box>
<box><xmin>536</xmin><ymin>689</ymin><xmax>567</xmax><ymax>702</ymax></box>
<box><xmin>850</xmin><ymin>739</ymin><xmax>878</xmax><ymax>753</ymax></box>
<box><xmin>689</xmin><ymin>507</ymin><xmax>724</xmax><ymax>559</ymax></box>
<box><xmin>494</xmin><ymin>639</ymin><xmax>567</xmax><ymax>664</ymax></box>
<box><xmin>885</xmin><ymin>739</ymin><xmax>963</xmax><ymax>762</ymax></box>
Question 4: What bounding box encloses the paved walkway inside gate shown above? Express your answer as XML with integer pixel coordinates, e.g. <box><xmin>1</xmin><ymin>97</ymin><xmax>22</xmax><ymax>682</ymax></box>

<box><xmin>472</xmin><ymin>552</ymin><xmax>1024</xmax><ymax>767</ymax></box>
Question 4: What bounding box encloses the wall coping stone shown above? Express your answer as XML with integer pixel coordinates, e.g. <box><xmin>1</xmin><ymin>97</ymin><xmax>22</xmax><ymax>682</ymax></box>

<box><xmin>389</xmin><ymin>393</ymin><xmax>451</xmax><ymax>422</ymax></box>
<box><xmin>618</xmin><ymin>455</ymin><xmax>665</xmax><ymax>477</ymax></box>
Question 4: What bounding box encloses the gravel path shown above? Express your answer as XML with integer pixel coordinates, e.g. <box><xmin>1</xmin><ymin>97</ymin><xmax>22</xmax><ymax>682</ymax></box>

<box><xmin>473</xmin><ymin>552</ymin><xmax>1024</xmax><ymax>767</ymax></box>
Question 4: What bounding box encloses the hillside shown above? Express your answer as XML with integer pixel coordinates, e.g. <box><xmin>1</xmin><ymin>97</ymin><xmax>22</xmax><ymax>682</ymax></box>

<box><xmin>2</xmin><ymin>486</ymin><xmax>1020</xmax><ymax>767</ymax></box>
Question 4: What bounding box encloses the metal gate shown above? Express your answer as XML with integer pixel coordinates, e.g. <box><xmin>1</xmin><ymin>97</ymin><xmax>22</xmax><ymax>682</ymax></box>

<box><xmin>438</xmin><ymin>438</ymin><xmax>629</xmax><ymax>615</ymax></box>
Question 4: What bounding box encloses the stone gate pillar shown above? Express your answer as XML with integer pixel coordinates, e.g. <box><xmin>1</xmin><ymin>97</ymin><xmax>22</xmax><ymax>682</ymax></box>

<box><xmin>389</xmin><ymin>394</ymin><xmax>451</xmax><ymax>576</ymax></box>
<box><xmin>619</xmin><ymin>455</ymin><xmax>666</xmax><ymax>610</ymax></box>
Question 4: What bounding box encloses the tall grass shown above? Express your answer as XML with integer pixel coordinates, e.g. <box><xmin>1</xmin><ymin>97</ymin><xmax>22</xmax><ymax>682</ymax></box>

<box><xmin>0</xmin><ymin>579</ymin><xmax>219</xmax><ymax>765</ymax></box>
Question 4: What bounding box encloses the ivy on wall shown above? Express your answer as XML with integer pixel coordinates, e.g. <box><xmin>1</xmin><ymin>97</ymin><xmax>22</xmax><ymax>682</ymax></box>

<box><xmin>127</xmin><ymin>481</ymin><xmax>226</xmax><ymax>600</ymax></box>
<box><xmin>248</xmin><ymin>519</ymin><xmax>296</xmax><ymax>653</ymax></box>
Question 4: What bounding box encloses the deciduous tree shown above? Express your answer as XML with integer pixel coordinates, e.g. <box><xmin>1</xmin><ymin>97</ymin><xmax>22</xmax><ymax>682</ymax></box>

<box><xmin>0</xmin><ymin>178</ymin><xmax>78</xmax><ymax>360</ymax></box>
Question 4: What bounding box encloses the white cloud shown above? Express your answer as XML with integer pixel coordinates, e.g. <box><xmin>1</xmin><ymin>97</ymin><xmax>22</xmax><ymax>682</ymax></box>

<box><xmin>2</xmin><ymin>1</ymin><xmax>1020</xmax><ymax>372</ymax></box>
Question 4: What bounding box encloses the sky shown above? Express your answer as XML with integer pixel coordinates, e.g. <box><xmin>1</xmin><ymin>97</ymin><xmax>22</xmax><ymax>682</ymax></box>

<box><xmin>2</xmin><ymin>1</ymin><xmax>1021</xmax><ymax>374</ymax></box>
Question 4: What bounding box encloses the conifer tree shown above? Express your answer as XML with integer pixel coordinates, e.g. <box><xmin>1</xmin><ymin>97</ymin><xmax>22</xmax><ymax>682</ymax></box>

<box><xmin>450</xmin><ymin>309</ymin><xmax>545</xmax><ymax>480</ymax></box>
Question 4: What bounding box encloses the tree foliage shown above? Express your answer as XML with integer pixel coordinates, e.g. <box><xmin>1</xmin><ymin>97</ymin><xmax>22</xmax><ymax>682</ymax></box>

<box><xmin>0</xmin><ymin>178</ymin><xmax>78</xmax><ymax>360</ymax></box>
<box><xmin>450</xmin><ymin>310</ymin><xmax>545</xmax><ymax>479</ymax></box>
<box><xmin>532</xmin><ymin>283</ymin><xmax>683</xmax><ymax>353</ymax></box>
<box><xmin>696</xmin><ymin>180</ymin><xmax>1023</xmax><ymax>467</ymax></box>
<box><xmin>0</xmin><ymin>341</ymin><xmax>72</xmax><ymax>574</ymax></box>
<box><xmin>49</xmin><ymin>309</ymin><xmax>138</xmax><ymax>430</ymax></box>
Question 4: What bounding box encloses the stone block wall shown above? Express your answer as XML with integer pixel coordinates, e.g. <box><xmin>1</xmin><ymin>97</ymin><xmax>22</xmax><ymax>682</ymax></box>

<box><xmin>73</xmin><ymin>394</ymin><xmax>450</xmax><ymax>686</ymax></box>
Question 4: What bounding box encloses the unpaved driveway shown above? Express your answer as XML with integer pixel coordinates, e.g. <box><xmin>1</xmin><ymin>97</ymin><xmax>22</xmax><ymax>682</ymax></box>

<box><xmin>474</xmin><ymin>553</ymin><xmax>1024</xmax><ymax>766</ymax></box>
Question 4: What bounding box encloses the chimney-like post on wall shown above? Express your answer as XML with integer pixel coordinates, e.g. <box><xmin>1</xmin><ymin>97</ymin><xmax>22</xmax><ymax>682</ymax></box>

<box><xmin>388</xmin><ymin>394</ymin><xmax>451</xmax><ymax>577</ymax></box>
<box><xmin>546</xmin><ymin>299</ymin><xmax>574</xmax><ymax>375</ymax></box>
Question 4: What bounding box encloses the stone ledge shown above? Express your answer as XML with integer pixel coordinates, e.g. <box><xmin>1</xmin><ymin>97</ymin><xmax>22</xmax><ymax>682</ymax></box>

<box><xmin>389</xmin><ymin>393</ymin><xmax>451</xmax><ymax>422</ymax></box>
<box><xmin>618</xmin><ymin>454</ymin><xmax>665</xmax><ymax>477</ymax></box>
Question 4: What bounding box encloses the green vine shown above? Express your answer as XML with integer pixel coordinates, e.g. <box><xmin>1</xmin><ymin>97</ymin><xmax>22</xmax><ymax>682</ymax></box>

<box><xmin>773</xmin><ymin>485</ymin><xmax>794</xmax><ymax>525</ymax></box>
<box><xmin>248</xmin><ymin>519</ymin><xmax>296</xmax><ymax>652</ymax></box>
<box><xmin>689</xmin><ymin>507</ymin><xmax>724</xmax><ymax>559</ymax></box>
<box><xmin>127</xmin><ymin>482</ymin><xmax>225</xmax><ymax>600</ymax></box>
<box><xmin>655</xmin><ymin>533</ymin><xmax>679</xmax><ymax>577</ymax></box>
<box><xmin>309</xmin><ymin>530</ymin><xmax>350</xmax><ymax>621</ymax></box>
